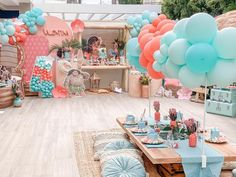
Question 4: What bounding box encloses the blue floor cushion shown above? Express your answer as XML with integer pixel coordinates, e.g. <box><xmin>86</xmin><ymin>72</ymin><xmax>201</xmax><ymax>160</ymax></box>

<box><xmin>103</xmin><ymin>140</ymin><xmax>135</xmax><ymax>151</ymax></box>
<box><xmin>101</xmin><ymin>155</ymin><xmax>146</xmax><ymax>177</ymax></box>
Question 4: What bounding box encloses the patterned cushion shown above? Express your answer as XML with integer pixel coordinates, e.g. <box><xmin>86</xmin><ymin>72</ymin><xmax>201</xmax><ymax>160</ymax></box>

<box><xmin>101</xmin><ymin>156</ymin><xmax>146</xmax><ymax>177</ymax></box>
<box><xmin>100</xmin><ymin>149</ymin><xmax>143</xmax><ymax>167</ymax></box>
<box><xmin>92</xmin><ymin>131</ymin><xmax>127</xmax><ymax>142</ymax></box>
<box><xmin>103</xmin><ymin>139</ymin><xmax>136</xmax><ymax>151</ymax></box>
<box><xmin>93</xmin><ymin>138</ymin><xmax>128</xmax><ymax>160</ymax></box>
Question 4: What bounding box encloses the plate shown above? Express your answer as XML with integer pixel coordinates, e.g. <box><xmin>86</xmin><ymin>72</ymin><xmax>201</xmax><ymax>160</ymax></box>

<box><xmin>141</xmin><ymin>137</ymin><xmax>164</xmax><ymax>145</ymax></box>
<box><xmin>205</xmin><ymin>136</ymin><xmax>227</xmax><ymax>144</ymax></box>
<box><xmin>130</xmin><ymin>128</ymin><xmax>147</xmax><ymax>134</ymax></box>
<box><xmin>123</xmin><ymin>121</ymin><xmax>137</xmax><ymax>126</ymax></box>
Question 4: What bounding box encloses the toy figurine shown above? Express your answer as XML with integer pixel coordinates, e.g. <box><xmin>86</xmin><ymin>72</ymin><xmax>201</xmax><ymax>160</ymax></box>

<box><xmin>153</xmin><ymin>101</ymin><xmax>161</xmax><ymax>122</ymax></box>
<box><xmin>108</xmin><ymin>41</ymin><xmax>119</xmax><ymax>59</ymax></box>
<box><xmin>98</xmin><ymin>44</ymin><xmax>107</xmax><ymax>60</ymax></box>
<box><xmin>64</xmin><ymin>69</ymin><xmax>90</xmax><ymax>96</ymax></box>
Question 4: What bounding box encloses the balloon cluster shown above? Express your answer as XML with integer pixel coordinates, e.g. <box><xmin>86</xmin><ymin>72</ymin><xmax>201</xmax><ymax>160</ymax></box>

<box><xmin>0</xmin><ymin>8</ymin><xmax>45</xmax><ymax>45</ymax></box>
<box><xmin>19</xmin><ymin>8</ymin><xmax>45</xmax><ymax>34</ymax></box>
<box><xmin>127</xmin><ymin>10</ymin><xmax>158</xmax><ymax>38</ymax></box>
<box><xmin>153</xmin><ymin>13</ymin><xmax>236</xmax><ymax>88</ymax></box>
<box><xmin>30</xmin><ymin>57</ymin><xmax>54</xmax><ymax>98</ymax></box>
<box><xmin>126</xmin><ymin>13</ymin><xmax>175</xmax><ymax>79</ymax></box>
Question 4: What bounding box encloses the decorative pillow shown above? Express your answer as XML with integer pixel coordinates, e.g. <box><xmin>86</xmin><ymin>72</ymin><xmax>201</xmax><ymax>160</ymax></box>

<box><xmin>100</xmin><ymin>149</ymin><xmax>143</xmax><ymax>167</ymax></box>
<box><xmin>92</xmin><ymin>131</ymin><xmax>127</xmax><ymax>142</ymax></box>
<box><xmin>101</xmin><ymin>156</ymin><xmax>146</xmax><ymax>177</ymax></box>
<box><xmin>93</xmin><ymin>138</ymin><xmax>128</xmax><ymax>160</ymax></box>
<box><xmin>103</xmin><ymin>139</ymin><xmax>136</xmax><ymax>151</ymax></box>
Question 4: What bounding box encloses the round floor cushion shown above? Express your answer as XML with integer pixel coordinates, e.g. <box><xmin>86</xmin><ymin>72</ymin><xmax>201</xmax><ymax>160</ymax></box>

<box><xmin>101</xmin><ymin>156</ymin><xmax>146</xmax><ymax>177</ymax></box>
<box><xmin>103</xmin><ymin>140</ymin><xmax>135</xmax><ymax>151</ymax></box>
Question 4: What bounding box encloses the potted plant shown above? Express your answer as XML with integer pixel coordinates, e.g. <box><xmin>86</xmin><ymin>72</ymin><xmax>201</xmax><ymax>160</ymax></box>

<box><xmin>139</xmin><ymin>74</ymin><xmax>149</xmax><ymax>98</ymax></box>
<box><xmin>184</xmin><ymin>118</ymin><xmax>197</xmax><ymax>147</ymax></box>
<box><xmin>12</xmin><ymin>78</ymin><xmax>23</xmax><ymax>107</ymax></box>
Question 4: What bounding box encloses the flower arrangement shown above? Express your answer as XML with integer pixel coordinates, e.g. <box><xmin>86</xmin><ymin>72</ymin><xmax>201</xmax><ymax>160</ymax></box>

<box><xmin>139</xmin><ymin>74</ymin><xmax>149</xmax><ymax>85</ymax></box>
<box><xmin>153</xmin><ymin>101</ymin><xmax>160</xmax><ymax>122</ymax></box>
<box><xmin>184</xmin><ymin>118</ymin><xmax>197</xmax><ymax>135</ymax></box>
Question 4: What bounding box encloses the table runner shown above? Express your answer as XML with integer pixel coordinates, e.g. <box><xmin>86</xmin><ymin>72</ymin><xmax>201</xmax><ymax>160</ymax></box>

<box><xmin>175</xmin><ymin>140</ymin><xmax>224</xmax><ymax>177</ymax></box>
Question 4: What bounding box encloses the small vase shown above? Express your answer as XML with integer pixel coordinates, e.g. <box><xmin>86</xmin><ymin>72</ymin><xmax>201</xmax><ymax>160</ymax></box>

<box><xmin>154</xmin><ymin>112</ymin><xmax>160</xmax><ymax>122</ymax></box>
<box><xmin>141</xmin><ymin>85</ymin><xmax>149</xmax><ymax>98</ymax></box>
<box><xmin>13</xmin><ymin>97</ymin><xmax>22</xmax><ymax>107</ymax></box>
<box><xmin>189</xmin><ymin>133</ymin><xmax>197</xmax><ymax>147</ymax></box>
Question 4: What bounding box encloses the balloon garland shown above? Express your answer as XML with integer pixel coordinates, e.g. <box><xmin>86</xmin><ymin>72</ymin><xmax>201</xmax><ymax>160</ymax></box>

<box><xmin>0</xmin><ymin>8</ymin><xmax>45</xmax><ymax>45</ymax></box>
<box><xmin>153</xmin><ymin>13</ymin><xmax>236</xmax><ymax>88</ymax></box>
<box><xmin>126</xmin><ymin>11</ymin><xmax>175</xmax><ymax>79</ymax></box>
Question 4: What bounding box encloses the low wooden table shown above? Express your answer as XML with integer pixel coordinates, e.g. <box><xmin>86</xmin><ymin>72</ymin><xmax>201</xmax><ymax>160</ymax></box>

<box><xmin>117</xmin><ymin>118</ymin><xmax>236</xmax><ymax>177</ymax></box>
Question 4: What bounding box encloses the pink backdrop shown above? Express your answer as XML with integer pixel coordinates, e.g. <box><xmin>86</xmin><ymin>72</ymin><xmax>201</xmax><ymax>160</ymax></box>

<box><xmin>22</xmin><ymin>16</ymin><xmax>73</xmax><ymax>82</ymax></box>
<box><xmin>23</xmin><ymin>36</ymin><xmax>49</xmax><ymax>82</ymax></box>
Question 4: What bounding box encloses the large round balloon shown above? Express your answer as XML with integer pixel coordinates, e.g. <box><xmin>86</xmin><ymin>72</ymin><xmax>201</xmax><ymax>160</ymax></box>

<box><xmin>138</xmin><ymin>29</ymin><xmax>149</xmax><ymax>43</ymax></box>
<box><xmin>162</xmin><ymin>31</ymin><xmax>177</xmax><ymax>46</ymax></box>
<box><xmin>165</xmin><ymin>59</ymin><xmax>181</xmax><ymax>79</ymax></box>
<box><xmin>0</xmin><ymin>35</ymin><xmax>9</xmax><ymax>44</ymax></box>
<box><xmin>185</xmin><ymin>43</ymin><xmax>217</xmax><ymax>73</ymax></box>
<box><xmin>126</xmin><ymin>38</ymin><xmax>139</xmax><ymax>57</ymax></box>
<box><xmin>71</xmin><ymin>19</ymin><xmax>85</xmax><ymax>33</ymax></box>
<box><xmin>36</xmin><ymin>16</ymin><xmax>46</xmax><ymax>26</ymax></box>
<box><xmin>179</xmin><ymin>66</ymin><xmax>206</xmax><ymax>88</ymax></box>
<box><xmin>185</xmin><ymin>13</ymin><xmax>217</xmax><ymax>44</ymax></box>
<box><xmin>173</xmin><ymin>18</ymin><xmax>189</xmax><ymax>38</ymax></box>
<box><xmin>207</xmin><ymin>59</ymin><xmax>236</xmax><ymax>87</ymax></box>
<box><xmin>213</xmin><ymin>27</ymin><xmax>236</xmax><ymax>59</ymax></box>
<box><xmin>5</xmin><ymin>25</ymin><xmax>15</xmax><ymax>36</ymax></box>
<box><xmin>168</xmin><ymin>39</ymin><xmax>190</xmax><ymax>65</ymax></box>
<box><xmin>139</xmin><ymin>33</ymin><xmax>153</xmax><ymax>50</ymax></box>
<box><xmin>139</xmin><ymin>52</ymin><xmax>149</xmax><ymax>68</ymax></box>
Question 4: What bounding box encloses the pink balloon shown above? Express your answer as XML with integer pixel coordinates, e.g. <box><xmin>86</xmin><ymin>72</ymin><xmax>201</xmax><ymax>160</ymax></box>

<box><xmin>71</xmin><ymin>19</ymin><xmax>85</xmax><ymax>33</ymax></box>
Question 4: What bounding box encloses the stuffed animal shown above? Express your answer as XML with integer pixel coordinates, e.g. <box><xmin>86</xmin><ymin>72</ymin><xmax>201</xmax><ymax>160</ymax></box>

<box><xmin>64</xmin><ymin>69</ymin><xmax>90</xmax><ymax>96</ymax></box>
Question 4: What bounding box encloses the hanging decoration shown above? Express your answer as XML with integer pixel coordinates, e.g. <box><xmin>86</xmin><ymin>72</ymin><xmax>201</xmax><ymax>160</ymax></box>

<box><xmin>152</xmin><ymin>13</ymin><xmax>236</xmax><ymax>88</ymax></box>
<box><xmin>0</xmin><ymin>8</ymin><xmax>45</xmax><ymax>45</ymax></box>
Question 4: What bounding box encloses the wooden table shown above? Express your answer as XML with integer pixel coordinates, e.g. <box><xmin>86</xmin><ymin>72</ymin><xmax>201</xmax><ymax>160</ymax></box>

<box><xmin>117</xmin><ymin>118</ymin><xmax>236</xmax><ymax>176</ymax></box>
<box><xmin>82</xmin><ymin>65</ymin><xmax>130</xmax><ymax>92</ymax></box>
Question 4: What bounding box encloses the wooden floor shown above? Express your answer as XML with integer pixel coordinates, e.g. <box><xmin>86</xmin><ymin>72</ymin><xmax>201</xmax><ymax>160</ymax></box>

<box><xmin>0</xmin><ymin>93</ymin><xmax>235</xmax><ymax>177</ymax></box>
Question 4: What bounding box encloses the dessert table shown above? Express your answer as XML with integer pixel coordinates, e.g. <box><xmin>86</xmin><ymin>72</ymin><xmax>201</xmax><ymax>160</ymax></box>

<box><xmin>116</xmin><ymin>118</ymin><xmax>236</xmax><ymax>176</ymax></box>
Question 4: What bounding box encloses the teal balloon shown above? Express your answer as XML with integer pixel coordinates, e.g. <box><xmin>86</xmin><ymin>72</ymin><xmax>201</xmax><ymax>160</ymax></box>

<box><xmin>185</xmin><ymin>43</ymin><xmax>217</xmax><ymax>74</ymax></box>
<box><xmin>18</xmin><ymin>14</ymin><xmax>25</xmax><ymax>19</ymax></box>
<box><xmin>26</xmin><ymin>22</ymin><xmax>31</xmax><ymax>27</ymax></box>
<box><xmin>36</xmin><ymin>16</ymin><xmax>46</xmax><ymax>26</ymax></box>
<box><xmin>23</xmin><ymin>17</ymin><xmax>29</xmax><ymax>23</ymax></box>
<box><xmin>153</xmin><ymin>61</ymin><xmax>162</xmax><ymax>71</ymax></box>
<box><xmin>142</xmin><ymin>19</ymin><xmax>149</xmax><ymax>26</ymax></box>
<box><xmin>30</xmin><ymin>21</ymin><xmax>35</xmax><ymax>27</ymax></box>
<box><xmin>168</xmin><ymin>39</ymin><xmax>190</xmax><ymax>65</ymax></box>
<box><xmin>29</xmin><ymin>25</ymin><xmax>37</xmax><ymax>34</ymax></box>
<box><xmin>5</xmin><ymin>25</ymin><xmax>15</xmax><ymax>36</ymax></box>
<box><xmin>142</xmin><ymin>10</ymin><xmax>150</xmax><ymax>21</ymax></box>
<box><xmin>135</xmin><ymin>16</ymin><xmax>142</xmax><ymax>24</ymax></box>
<box><xmin>127</xmin><ymin>53</ymin><xmax>146</xmax><ymax>73</ymax></box>
<box><xmin>1</xmin><ymin>28</ymin><xmax>6</xmax><ymax>35</ymax></box>
<box><xmin>185</xmin><ymin>13</ymin><xmax>217</xmax><ymax>44</ymax></box>
<box><xmin>207</xmin><ymin>59</ymin><xmax>236</xmax><ymax>87</ymax></box>
<box><xmin>0</xmin><ymin>22</ymin><xmax>4</xmax><ymax>30</ymax></box>
<box><xmin>136</xmin><ymin>44</ymin><xmax>141</xmax><ymax>55</ymax></box>
<box><xmin>32</xmin><ymin>8</ymin><xmax>43</xmax><ymax>16</ymax></box>
<box><xmin>150</xmin><ymin>12</ymin><xmax>157</xmax><ymax>22</ymax></box>
<box><xmin>153</xmin><ymin>51</ymin><xmax>162</xmax><ymax>61</ymax></box>
<box><xmin>213</xmin><ymin>28</ymin><xmax>236</xmax><ymax>59</ymax></box>
<box><xmin>160</xmin><ymin>44</ymin><xmax>168</xmax><ymax>56</ymax></box>
<box><xmin>0</xmin><ymin>35</ymin><xmax>9</xmax><ymax>44</ymax></box>
<box><xmin>162</xmin><ymin>31</ymin><xmax>177</xmax><ymax>46</ymax></box>
<box><xmin>165</xmin><ymin>59</ymin><xmax>181</xmax><ymax>79</ymax></box>
<box><xmin>179</xmin><ymin>66</ymin><xmax>206</xmax><ymax>88</ymax></box>
<box><xmin>173</xmin><ymin>18</ymin><xmax>188</xmax><ymax>38</ymax></box>
<box><xmin>130</xmin><ymin>28</ymin><xmax>138</xmax><ymax>37</ymax></box>
<box><xmin>126</xmin><ymin>38</ymin><xmax>139</xmax><ymax>56</ymax></box>
<box><xmin>127</xmin><ymin>16</ymin><xmax>135</xmax><ymax>25</ymax></box>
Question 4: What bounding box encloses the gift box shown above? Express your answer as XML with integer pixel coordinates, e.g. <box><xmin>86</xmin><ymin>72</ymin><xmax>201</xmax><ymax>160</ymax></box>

<box><xmin>206</xmin><ymin>100</ymin><xmax>236</xmax><ymax>117</ymax></box>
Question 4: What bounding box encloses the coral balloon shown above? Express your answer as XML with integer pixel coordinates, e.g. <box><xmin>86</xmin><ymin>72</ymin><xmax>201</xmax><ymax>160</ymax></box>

<box><xmin>147</xmin><ymin>62</ymin><xmax>164</xmax><ymax>79</ymax></box>
<box><xmin>139</xmin><ymin>52</ymin><xmax>149</xmax><ymax>68</ymax></box>
<box><xmin>15</xmin><ymin>26</ymin><xmax>21</xmax><ymax>33</ymax></box>
<box><xmin>158</xmin><ymin>14</ymin><xmax>167</xmax><ymax>20</ymax></box>
<box><xmin>138</xmin><ymin>29</ymin><xmax>149</xmax><ymax>43</ymax></box>
<box><xmin>139</xmin><ymin>33</ymin><xmax>154</xmax><ymax>50</ymax></box>
<box><xmin>149</xmin><ymin>25</ymin><xmax>157</xmax><ymax>33</ymax></box>
<box><xmin>143</xmin><ymin>41</ymin><xmax>153</xmax><ymax>62</ymax></box>
<box><xmin>8</xmin><ymin>37</ymin><xmax>15</xmax><ymax>45</ymax></box>
<box><xmin>71</xmin><ymin>19</ymin><xmax>85</xmax><ymax>33</ymax></box>
<box><xmin>160</xmin><ymin>23</ymin><xmax>175</xmax><ymax>35</ymax></box>
<box><xmin>152</xmin><ymin>18</ymin><xmax>161</xmax><ymax>27</ymax></box>
<box><xmin>156</xmin><ymin>19</ymin><xmax>173</xmax><ymax>31</ymax></box>
<box><xmin>140</xmin><ymin>24</ymin><xmax>153</xmax><ymax>32</ymax></box>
